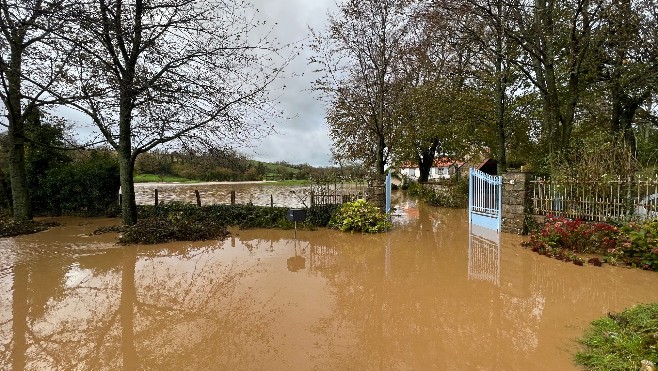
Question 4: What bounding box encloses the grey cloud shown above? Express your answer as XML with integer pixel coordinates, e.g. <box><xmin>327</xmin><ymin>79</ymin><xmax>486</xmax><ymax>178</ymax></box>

<box><xmin>246</xmin><ymin>0</ymin><xmax>337</xmax><ymax>166</ymax></box>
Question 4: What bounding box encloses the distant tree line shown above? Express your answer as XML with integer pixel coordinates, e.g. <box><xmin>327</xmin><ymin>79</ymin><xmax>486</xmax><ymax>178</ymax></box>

<box><xmin>135</xmin><ymin>150</ymin><xmax>369</xmax><ymax>182</ymax></box>
<box><xmin>312</xmin><ymin>0</ymin><xmax>658</xmax><ymax>181</ymax></box>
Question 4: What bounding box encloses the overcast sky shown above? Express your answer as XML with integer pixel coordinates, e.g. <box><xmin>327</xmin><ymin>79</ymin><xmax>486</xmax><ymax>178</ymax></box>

<box><xmin>245</xmin><ymin>0</ymin><xmax>337</xmax><ymax>167</ymax></box>
<box><xmin>56</xmin><ymin>0</ymin><xmax>338</xmax><ymax>167</ymax></box>
<box><xmin>33</xmin><ymin>0</ymin><xmax>658</xmax><ymax>170</ymax></box>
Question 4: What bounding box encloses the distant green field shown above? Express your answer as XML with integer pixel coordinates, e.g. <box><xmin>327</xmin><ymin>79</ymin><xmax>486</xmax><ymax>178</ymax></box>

<box><xmin>134</xmin><ymin>174</ymin><xmax>309</xmax><ymax>185</ymax></box>
<box><xmin>263</xmin><ymin>179</ymin><xmax>310</xmax><ymax>186</ymax></box>
<box><xmin>134</xmin><ymin>174</ymin><xmax>200</xmax><ymax>183</ymax></box>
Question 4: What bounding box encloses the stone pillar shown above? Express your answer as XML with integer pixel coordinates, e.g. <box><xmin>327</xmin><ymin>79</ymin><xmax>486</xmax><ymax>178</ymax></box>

<box><xmin>501</xmin><ymin>171</ymin><xmax>532</xmax><ymax>235</ymax></box>
<box><xmin>366</xmin><ymin>175</ymin><xmax>386</xmax><ymax>210</ymax></box>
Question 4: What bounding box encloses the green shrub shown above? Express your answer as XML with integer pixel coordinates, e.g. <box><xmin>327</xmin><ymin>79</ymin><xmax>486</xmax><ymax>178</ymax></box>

<box><xmin>576</xmin><ymin>303</ymin><xmax>658</xmax><ymax>370</ymax></box>
<box><xmin>619</xmin><ymin>219</ymin><xmax>658</xmax><ymax>271</ymax></box>
<box><xmin>305</xmin><ymin>204</ymin><xmax>341</xmax><ymax>227</ymax></box>
<box><xmin>407</xmin><ymin>181</ymin><xmax>430</xmax><ymax>198</ymax></box>
<box><xmin>33</xmin><ymin>151</ymin><xmax>120</xmax><ymax>216</ymax></box>
<box><xmin>329</xmin><ymin>199</ymin><xmax>391</xmax><ymax>233</ymax></box>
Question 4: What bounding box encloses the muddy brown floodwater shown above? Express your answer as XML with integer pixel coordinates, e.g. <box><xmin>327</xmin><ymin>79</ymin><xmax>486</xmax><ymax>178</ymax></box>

<box><xmin>1</xmin><ymin>194</ymin><xmax>658</xmax><ymax>370</ymax></box>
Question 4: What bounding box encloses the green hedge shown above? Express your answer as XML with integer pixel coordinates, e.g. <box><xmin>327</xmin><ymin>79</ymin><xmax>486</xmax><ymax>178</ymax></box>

<box><xmin>32</xmin><ymin>151</ymin><xmax>120</xmax><ymax>216</ymax></box>
<box><xmin>137</xmin><ymin>203</ymin><xmax>340</xmax><ymax>230</ymax></box>
<box><xmin>119</xmin><ymin>217</ymin><xmax>229</xmax><ymax>244</ymax></box>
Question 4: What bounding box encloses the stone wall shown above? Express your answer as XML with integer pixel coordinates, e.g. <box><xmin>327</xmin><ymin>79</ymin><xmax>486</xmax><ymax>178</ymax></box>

<box><xmin>501</xmin><ymin>171</ymin><xmax>532</xmax><ymax>235</ymax></box>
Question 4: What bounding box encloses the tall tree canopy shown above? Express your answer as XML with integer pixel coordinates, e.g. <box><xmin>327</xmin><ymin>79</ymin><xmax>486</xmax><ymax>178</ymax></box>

<box><xmin>63</xmin><ymin>0</ymin><xmax>290</xmax><ymax>225</ymax></box>
<box><xmin>311</xmin><ymin>0</ymin><xmax>414</xmax><ymax>175</ymax></box>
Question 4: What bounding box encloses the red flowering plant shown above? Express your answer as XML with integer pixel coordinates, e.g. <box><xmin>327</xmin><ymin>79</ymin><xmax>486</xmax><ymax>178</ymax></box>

<box><xmin>523</xmin><ymin>215</ymin><xmax>621</xmax><ymax>265</ymax></box>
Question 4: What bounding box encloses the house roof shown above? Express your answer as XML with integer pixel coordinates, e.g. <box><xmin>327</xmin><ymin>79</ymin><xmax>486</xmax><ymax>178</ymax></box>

<box><xmin>477</xmin><ymin>158</ymin><xmax>498</xmax><ymax>175</ymax></box>
<box><xmin>399</xmin><ymin>157</ymin><xmax>464</xmax><ymax>169</ymax></box>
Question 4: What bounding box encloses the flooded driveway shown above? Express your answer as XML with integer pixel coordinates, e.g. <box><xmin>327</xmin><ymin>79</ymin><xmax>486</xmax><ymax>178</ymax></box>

<box><xmin>1</xmin><ymin>195</ymin><xmax>658</xmax><ymax>370</ymax></box>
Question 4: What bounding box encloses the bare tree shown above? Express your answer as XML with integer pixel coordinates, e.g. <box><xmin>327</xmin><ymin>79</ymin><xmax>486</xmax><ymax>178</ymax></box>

<box><xmin>0</xmin><ymin>0</ymin><xmax>76</xmax><ymax>220</ymax></box>
<box><xmin>65</xmin><ymin>0</ymin><xmax>290</xmax><ymax>225</ymax></box>
<box><xmin>311</xmin><ymin>0</ymin><xmax>414</xmax><ymax>175</ymax></box>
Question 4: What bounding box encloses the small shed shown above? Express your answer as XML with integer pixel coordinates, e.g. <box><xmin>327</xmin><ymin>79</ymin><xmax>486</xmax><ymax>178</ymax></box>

<box><xmin>477</xmin><ymin>158</ymin><xmax>498</xmax><ymax>176</ymax></box>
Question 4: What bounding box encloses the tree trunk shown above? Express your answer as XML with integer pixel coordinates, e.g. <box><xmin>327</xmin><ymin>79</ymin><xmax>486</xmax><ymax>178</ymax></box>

<box><xmin>495</xmin><ymin>6</ymin><xmax>507</xmax><ymax>175</ymax></box>
<box><xmin>118</xmin><ymin>152</ymin><xmax>138</xmax><ymax>226</ymax></box>
<box><xmin>611</xmin><ymin>84</ymin><xmax>645</xmax><ymax>156</ymax></box>
<box><xmin>119</xmin><ymin>77</ymin><xmax>137</xmax><ymax>225</ymax></box>
<box><xmin>376</xmin><ymin>135</ymin><xmax>386</xmax><ymax>175</ymax></box>
<box><xmin>417</xmin><ymin>139</ymin><xmax>439</xmax><ymax>182</ymax></box>
<box><xmin>7</xmin><ymin>45</ymin><xmax>31</xmax><ymax>221</ymax></box>
<box><xmin>8</xmin><ymin>131</ymin><xmax>31</xmax><ymax>221</ymax></box>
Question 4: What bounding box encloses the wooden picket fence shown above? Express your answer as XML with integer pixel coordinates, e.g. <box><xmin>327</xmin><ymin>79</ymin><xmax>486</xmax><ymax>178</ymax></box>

<box><xmin>531</xmin><ymin>175</ymin><xmax>658</xmax><ymax>221</ymax></box>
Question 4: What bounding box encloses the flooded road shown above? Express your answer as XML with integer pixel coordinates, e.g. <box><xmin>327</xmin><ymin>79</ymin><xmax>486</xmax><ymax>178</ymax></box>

<box><xmin>1</xmin><ymin>196</ymin><xmax>658</xmax><ymax>370</ymax></box>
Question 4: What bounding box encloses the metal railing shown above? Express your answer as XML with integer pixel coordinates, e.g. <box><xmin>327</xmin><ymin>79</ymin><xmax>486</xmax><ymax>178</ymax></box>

<box><xmin>469</xmin><ymin>168</ymin><xmax>502</xmax><ymax>232</ymax></box>
<box><xmin>530</xmin><ymin>175</ymin><xmax>658</xmax><ymax>221</ymax></box>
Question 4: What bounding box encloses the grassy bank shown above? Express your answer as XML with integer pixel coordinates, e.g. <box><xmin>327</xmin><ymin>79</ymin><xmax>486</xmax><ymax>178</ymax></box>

<box><xmin>576</xmin><ymin>303</ymin><xmax>658</xmax><ymax>370</ymax></box>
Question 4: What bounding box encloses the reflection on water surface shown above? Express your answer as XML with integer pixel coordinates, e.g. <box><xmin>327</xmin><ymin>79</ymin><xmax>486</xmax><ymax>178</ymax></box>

<box><xmin>1</xmin><ymin>200</ymin><xmax>658</xmax><ymax>370</ymax></box>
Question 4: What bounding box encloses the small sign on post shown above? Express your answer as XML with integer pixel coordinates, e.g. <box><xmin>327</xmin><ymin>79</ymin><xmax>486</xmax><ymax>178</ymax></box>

<box><xmin>287</xmin><ymin>209</ymin><xmax>307</xmax><ymax>239</ymax></box>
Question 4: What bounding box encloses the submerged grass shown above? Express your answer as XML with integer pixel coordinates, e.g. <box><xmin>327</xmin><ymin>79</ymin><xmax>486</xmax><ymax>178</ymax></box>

<box><xmin>576</xmin><ymin>303</ymin><xmax>658</xmax><ymax>370</ymax></box>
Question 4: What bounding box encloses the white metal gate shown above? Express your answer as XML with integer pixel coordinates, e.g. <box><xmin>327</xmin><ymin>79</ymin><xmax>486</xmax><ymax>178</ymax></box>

<box><xmin>469</xmin><ymin>168</ymin><xmax>502</xmax><ymax>232</ymax></box>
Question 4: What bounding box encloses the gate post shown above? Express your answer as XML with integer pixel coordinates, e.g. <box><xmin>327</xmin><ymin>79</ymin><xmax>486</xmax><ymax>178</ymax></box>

<box><xmin>366</xmin><ymin>174</ymin><xmax>386</xmax><ymax>211</ymax></box>
<box><xmin>501</xmin><ymin>171</ymin><xmax>532</xmax><ymax>234</ymax></box>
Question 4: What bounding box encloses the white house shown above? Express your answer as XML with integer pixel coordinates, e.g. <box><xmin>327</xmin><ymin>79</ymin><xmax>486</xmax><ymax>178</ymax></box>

<box><xmin>398</xmin><ymin>158</ymin><xmax>464</xmax><ymax>181</ymax></box>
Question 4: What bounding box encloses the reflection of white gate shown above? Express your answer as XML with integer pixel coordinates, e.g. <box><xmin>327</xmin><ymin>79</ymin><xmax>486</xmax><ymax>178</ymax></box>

<box><xmin>469</xmin><ymin>168</ymin><xmax>502</xmax><ymax>232</ymax></box>
<box><xmin>468</xmin><ymin>224</ymin><xmax>500</xmax><ymax>286</ymax></box>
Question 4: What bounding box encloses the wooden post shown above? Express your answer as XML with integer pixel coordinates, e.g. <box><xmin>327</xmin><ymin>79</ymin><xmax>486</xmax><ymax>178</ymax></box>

<box><xmin>195</xmin><ymin>190</ymin><xmax>201</xmax><ymax>207</ymax></box>
<box><xmin>230</xmin><ymin>190</ymin><xmax>236</xmax><ymax>205</ymax></box>
<box><xmin>154</xmin><ymin>188</ymin><xmax>159</xmax><ymax>206</ymax></box>
<box><xmin>270</xmin><ymin>194</ymin><xmax>274</xmax><ymax>207</ymax></box>
<box><xmin>310</xmin><ymin>190</ymin><xmax>315</xmax><ymax>208</ymax></box>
